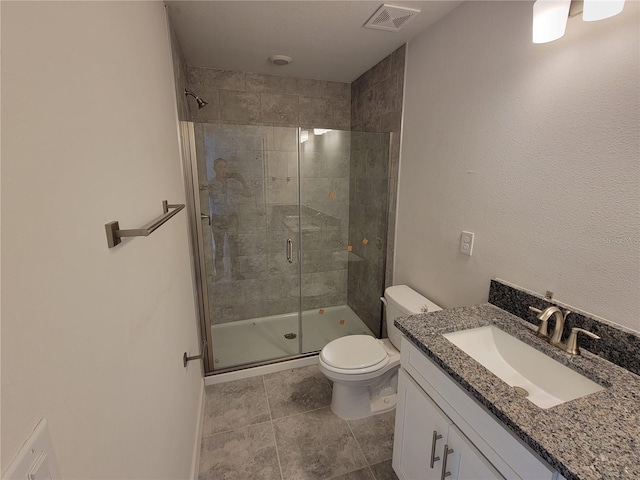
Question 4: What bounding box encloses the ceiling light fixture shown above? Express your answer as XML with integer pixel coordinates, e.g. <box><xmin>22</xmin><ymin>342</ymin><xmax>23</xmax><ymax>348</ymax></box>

<box><xmin>532</xmin><ymin>0</ymin><xmax>571</xmax><ymax>44</ymax></box>
<box><xmin>533</xmin><ymin>0</ymin><xmax>626</xmax><ymax>43</ymax></box>
<box><xmin>268</xmin><ymin>55</ymin><xmax>292</xmax><ymax>66</ymax></box>
<box><xmin>583</xmin><ymin>0</ymin><xmax>625</xmax><ymax>21</ymax></box>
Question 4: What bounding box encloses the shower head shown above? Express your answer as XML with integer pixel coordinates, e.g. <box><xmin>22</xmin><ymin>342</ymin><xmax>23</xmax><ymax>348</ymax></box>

<box><xmin>195</xmin><ymin>97</ymin><xmax>208</xmax><ymax>109</ymax></box>
<box><xmin>184</xmin><ymin>89</ymin><xmax>208</xmax><ymax>109</ymax></box>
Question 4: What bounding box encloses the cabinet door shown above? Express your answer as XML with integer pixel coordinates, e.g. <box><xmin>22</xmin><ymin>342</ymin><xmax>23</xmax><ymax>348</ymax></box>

<box><xmin>393</xmin><ymin>370</ymin><xmax>452</xmax><ymax>480</ymax></box>
<box><xmin>441</xmin><ymin>425</ymin><xmax>504</xmax><ymax>480</ymax></box>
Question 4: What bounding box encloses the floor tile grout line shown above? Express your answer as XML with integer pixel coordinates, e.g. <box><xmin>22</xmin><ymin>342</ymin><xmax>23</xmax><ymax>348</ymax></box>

<box><xmin>323</xmin><ymin>463</ymin><xmax>378</xmax><ymax>480</ymax></box>
<box><xmin>263</xmin><ymin>375</ymin><xmax>285</xmax><ymax>480</ymax></box>
<box><xmin>200</xmin><ymin>417</ymin><xmax>274</xmax><ymax>441</ymax></box>
<box><xmin>270</xmin><ymin>420</ymin><xmax>285</xmax><ymax>480</ymax></box>
<box><xmin>345</xmin><ymin>418</ymin><xmax>371</xmax><ymax>470</ymax></box>
<box><xmin>262</xmin><ymin>374</ymin><xmax>274</xmax><ymax>422</ymax></box>
<box><xmin>367</xmin><ymin>465</ymin><xmax>377</xmax><ymax>480</ymax></box>
<box><xmin>271</xmin><ymin>403</ymin><xmax>333</xmax><ymax>422</ymax></box>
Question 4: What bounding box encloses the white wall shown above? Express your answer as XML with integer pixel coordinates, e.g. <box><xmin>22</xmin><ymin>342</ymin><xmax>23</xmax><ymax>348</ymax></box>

<box><xmin>397</xmin><ymin>1</ymin><xmax>639</xmax><ymax>332</ymax></box>
<box><xmin>1</xmin><ymin>2</ymin><xmax>203</xmax><ymax>478</ymax></box>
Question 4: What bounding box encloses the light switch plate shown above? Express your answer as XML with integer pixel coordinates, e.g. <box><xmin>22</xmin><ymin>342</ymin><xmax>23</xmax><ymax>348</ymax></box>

<box><xmin>2</xmin><ymin>419</ymin><xmax>60</xmax><ymax>480</ymax></box>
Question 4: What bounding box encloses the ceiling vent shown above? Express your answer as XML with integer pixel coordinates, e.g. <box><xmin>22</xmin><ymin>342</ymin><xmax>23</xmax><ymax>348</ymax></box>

<box><xmin>364</xmin><ymin>4</ymin><xmax>421</xmax><ymax>32</ymax></box>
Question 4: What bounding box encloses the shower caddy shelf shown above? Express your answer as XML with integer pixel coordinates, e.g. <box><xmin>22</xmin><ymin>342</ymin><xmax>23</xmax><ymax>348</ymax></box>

<box><xmin>104</xmin><ymin>200</ymin><xmax>185</xmax><ymax>248</ymax></box>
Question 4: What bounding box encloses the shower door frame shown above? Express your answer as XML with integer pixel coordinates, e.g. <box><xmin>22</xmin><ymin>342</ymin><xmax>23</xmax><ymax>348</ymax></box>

<box><xmin>182</xmin><ymin>121</ymin><xmax>214</xmax><ymax>373</ymax></box>
<box><xmin>184</xmin><ymin>122</ymin><xmax>311</xmax><ymax>375</ymax></box>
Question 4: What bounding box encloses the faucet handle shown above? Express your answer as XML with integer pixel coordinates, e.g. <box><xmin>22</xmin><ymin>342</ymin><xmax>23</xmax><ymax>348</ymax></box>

<box><xmin>563</xmin><ymin>327</ymin><xmax>600</xmax><ymax>355</ymax></box>
<box><xmin>528</xmin><ymin>306</ymin><xmax>549</xmax><ymax>338</ymax></box>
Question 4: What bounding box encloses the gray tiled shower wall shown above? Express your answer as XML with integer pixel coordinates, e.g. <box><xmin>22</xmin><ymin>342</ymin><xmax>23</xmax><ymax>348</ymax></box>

<box><xmin>187</xmin><ymin>62</ymin><xmax>402</xmax><ymax>334</ymax></box>
<box><xmin>186</xmin><ymin>67</ymin><xmax>350</xmax><ymax>129</ymax></box>
<box><xmin>187</xmin><ymin>67</ymin><xmax>353</xmax><ymax>324</ymax></box>
<box><xmin>348</xmin><ymin>46</ymin><xmax>406</xmax><ymax>336</ymax></box>
<box><xmin>195</xmin><ymin>123</ymin><xmax>352</xmax><ymax>324</ymax></box>
<box><xmin>347</xmin><ymin>132</ymin><xmax>390</xmax><ymax>335</ymax></box>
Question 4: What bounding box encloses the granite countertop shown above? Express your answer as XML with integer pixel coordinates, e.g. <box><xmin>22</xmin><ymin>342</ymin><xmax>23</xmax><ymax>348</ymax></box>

<box><xmin>395</xmin><ymin>303</ymin><xmax>640</xmax><ymax>480</ymax></box>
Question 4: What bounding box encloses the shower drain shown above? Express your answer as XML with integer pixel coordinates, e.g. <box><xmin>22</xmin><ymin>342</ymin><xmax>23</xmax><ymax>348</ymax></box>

<box><xmin>284</xmin><ymin>332</ymin><xmax>297</xmax><ymax>340</ymax></box>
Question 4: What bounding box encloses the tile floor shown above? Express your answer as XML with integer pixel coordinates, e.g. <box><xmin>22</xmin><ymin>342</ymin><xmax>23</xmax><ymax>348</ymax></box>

<box><xmin>199</xmin><ymin>365</ymin><xmax>399</xmax><ymax>480</ymax></box>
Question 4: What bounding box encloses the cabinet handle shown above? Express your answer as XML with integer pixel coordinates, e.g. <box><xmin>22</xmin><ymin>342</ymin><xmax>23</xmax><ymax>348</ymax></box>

<box><xmin>440</xmin><ymin>444</ymin><xmax>454</xmax><ymax>480</ymax></box>
<box><xmin>430</xmin><ymin>431</ymin><xmax>442</xmax><ymax>468</ymax></box>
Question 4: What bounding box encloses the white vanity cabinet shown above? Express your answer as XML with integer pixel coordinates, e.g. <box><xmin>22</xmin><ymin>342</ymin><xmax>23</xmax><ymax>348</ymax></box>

<box><xmin>393</xmin><ymin>337</ymin><xmax>565</xmax><ymax>480</ymax></box>
<box><xmin>394</xmin><ymin>369</ymin><xmax>503</xmax><ymax>480</ymax></box>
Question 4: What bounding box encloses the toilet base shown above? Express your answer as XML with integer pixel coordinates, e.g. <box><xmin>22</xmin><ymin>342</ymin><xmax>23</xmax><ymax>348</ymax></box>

<box><xmin>329</xmin><ymin>371</ymin><xmax>398</xmax><ymax>420</ymax></box>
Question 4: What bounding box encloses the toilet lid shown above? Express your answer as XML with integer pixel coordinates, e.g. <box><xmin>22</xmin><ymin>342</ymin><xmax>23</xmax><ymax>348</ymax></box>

<box><xmin>320</xmin><ymin>335</ymin><xmax>387</xmax><ymax>369</ymax></box>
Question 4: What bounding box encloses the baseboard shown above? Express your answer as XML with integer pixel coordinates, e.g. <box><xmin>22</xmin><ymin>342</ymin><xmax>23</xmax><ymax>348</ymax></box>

<box><xmin>190</xmin><ymin>379</ymin><xmax>205</xmax><ymax>480</ymax></box>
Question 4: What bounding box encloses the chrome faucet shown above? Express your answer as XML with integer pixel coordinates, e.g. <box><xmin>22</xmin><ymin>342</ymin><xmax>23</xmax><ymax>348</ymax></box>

<box><xmin>528</xmin><ymin>305</ymin><xmax>569</xmax><ymax>342</ymax></box>
<box><xmin>545</xmin><ymin>306</ymin><xmax>570</xmax><ymax>344</ymax></box>
<box><xmin>528</xmin><ymin>306</ymin><xmax>600</xmax><ymax>354</ymax></box>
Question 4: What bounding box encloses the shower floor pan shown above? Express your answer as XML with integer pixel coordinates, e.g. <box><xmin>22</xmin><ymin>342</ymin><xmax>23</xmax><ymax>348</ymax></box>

<box><xmin>211</xmin><ymin>305</ymin><xmax>373</xmax><ymax>370</ymax></box>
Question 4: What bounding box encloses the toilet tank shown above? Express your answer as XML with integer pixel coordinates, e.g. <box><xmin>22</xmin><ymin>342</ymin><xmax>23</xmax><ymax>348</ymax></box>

<box><xmin>384</xmin><ymin>285</ymin><xmax>442</xmax><ymax>349</ymax></box>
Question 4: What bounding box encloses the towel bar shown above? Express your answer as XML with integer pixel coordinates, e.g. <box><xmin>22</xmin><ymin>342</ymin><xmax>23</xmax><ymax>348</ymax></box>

<box><xmin>105</xmin><ymin>200</ymin><xmax>185</xmax><ymax>248</ymax></box>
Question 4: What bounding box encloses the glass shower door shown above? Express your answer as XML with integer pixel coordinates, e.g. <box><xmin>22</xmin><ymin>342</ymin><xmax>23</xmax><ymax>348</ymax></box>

<box><xmin>193</xmin><ymin>123</ymin><xmax>301</xmax><ymax>371</ymax></box>
<box><xmin>298</xmin><ymin>128</ymin><xmax>377</xmax><ymax>354</ymax></box>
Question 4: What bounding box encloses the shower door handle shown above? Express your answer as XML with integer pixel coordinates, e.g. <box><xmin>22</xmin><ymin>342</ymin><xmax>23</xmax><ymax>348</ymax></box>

<box><xmin>286</xmin><ymin>238</ymin><xmax>293</xmax><ymax>263</ymax></box>
<box><xmin>200</xmin><ymin>213</ymin><xmax>211</xmax><ymax>226</ymax></box>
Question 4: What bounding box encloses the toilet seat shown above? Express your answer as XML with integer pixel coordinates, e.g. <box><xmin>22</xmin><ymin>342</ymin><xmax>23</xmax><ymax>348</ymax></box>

<box><xmin>320</xmin><ymin>335</ymin><xmax>389</xmax><ymax>375</ymax></box>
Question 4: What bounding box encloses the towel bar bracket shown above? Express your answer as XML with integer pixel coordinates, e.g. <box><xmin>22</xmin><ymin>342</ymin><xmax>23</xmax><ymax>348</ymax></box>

<box><xmin>183</xmin><ymin>340</ymin><xmax>207</xmax><ymax>367</ymax></box>
<box><xmin>183</xmin><ymin>351</ymin><xmax>203</xmax><ymax>368</ymax></box>
<box><xmin>105</xmin><ymin>221</ymin><xmax>122</xmax><ymax>248</ymax></box>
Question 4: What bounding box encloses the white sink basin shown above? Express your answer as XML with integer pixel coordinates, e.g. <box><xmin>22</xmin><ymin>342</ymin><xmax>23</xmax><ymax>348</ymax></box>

<box><xmin>443</xmin><ymin>325</ymin><xmax>604</xmax><ymax>409</ymax></box>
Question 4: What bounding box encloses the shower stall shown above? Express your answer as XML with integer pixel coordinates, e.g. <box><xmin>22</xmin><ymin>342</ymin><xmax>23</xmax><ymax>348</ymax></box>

<box><xmin>185</xmin><ymin>122</ymin><xmax>391</xmax><ymax>373</ymax></box>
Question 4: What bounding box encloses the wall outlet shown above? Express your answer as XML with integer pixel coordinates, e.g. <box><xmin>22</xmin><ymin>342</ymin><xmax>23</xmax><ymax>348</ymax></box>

<box><xmin>460</xmin><ymin>231</ymin><xmax>475</xmax><ymax>256</ymax></box>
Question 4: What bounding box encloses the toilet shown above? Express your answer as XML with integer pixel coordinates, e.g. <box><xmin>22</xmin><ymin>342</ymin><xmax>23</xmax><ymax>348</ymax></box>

<box><xmin>318</xmin><ymin>285</ymin><xmax>442</xmax><ymax>420</ymax></box>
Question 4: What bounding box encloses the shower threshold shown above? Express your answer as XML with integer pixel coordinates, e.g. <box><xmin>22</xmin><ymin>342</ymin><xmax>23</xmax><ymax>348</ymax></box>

<box><xmin>210</xmin><ymin>305</ymin><xmax>373</xmax><ymax>371</ymax></box>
